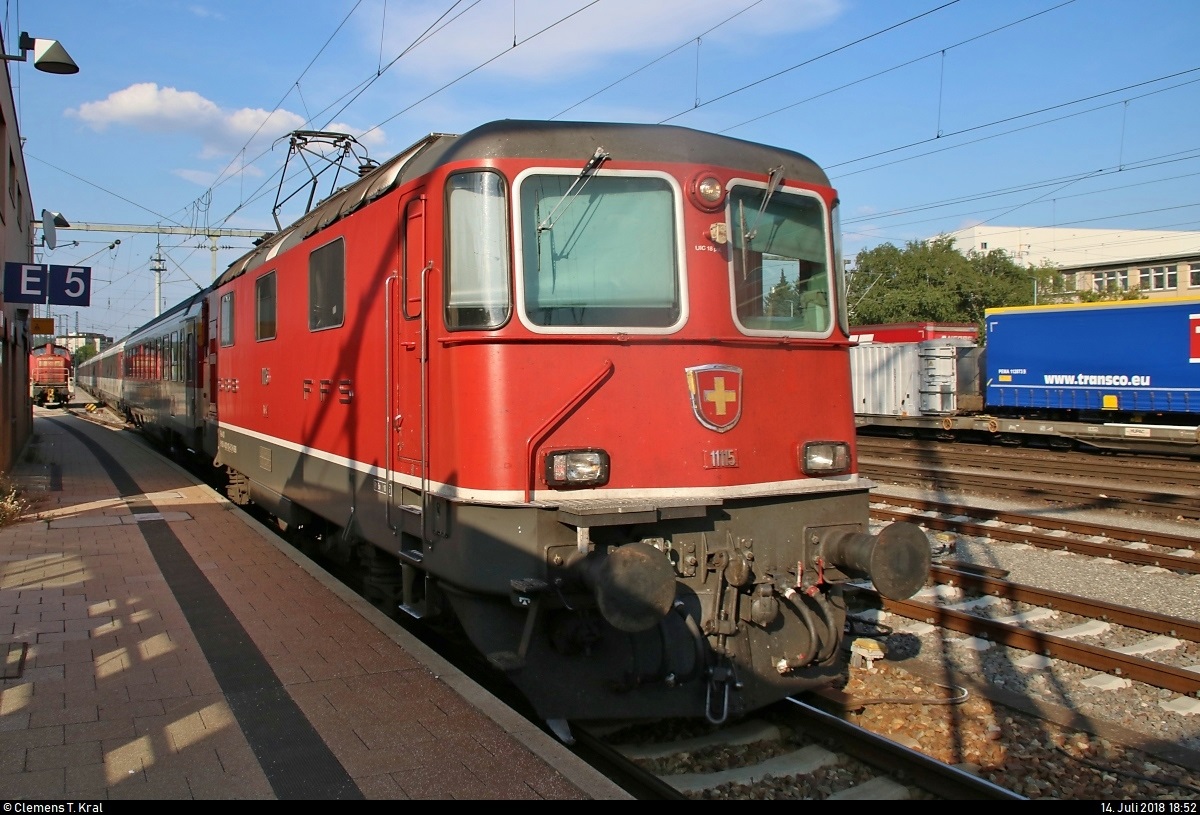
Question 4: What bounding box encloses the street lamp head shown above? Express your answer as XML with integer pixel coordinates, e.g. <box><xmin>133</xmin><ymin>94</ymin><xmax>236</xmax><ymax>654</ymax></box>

<box><xmin>2</xmin><ymin>32</ymin><xmax>79</xmax><ymax>74</ymax></box>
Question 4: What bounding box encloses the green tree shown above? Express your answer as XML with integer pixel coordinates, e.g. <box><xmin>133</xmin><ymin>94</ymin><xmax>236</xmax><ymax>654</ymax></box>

<box><xmin>1031</xmin><ymin>263</ymin><xmax>1077</xmax><ymax>305</ymax></box>
<box><xmin>846</xmin><ymin>236</ymin><xmax>1057</xmax><ymax>334</ymax></box>
<box><xmin>1078</xmin><ymin>284</ymin><xmax>1147</xmax><ymax>303</ymax></box>
<box><xmin>763</xmin><ymin>270</ymin><xmax>800</xmax><ymax>318</ymax></box>
<box><xmin>73</xmin><ymin>345</ymin><xmax>97</xmax><ymax>367</ymax></box>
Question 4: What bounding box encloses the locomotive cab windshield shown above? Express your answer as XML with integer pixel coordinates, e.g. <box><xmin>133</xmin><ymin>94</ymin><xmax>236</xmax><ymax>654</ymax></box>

<box><xmin>515</xmin><ymin>169</ymin><xmax>682</xmax><ymax>331</ymax></box>
<box><xmin>729</xmin><ymin>184</ymin><xmax>832</xmax><ymax>336</ymax></box>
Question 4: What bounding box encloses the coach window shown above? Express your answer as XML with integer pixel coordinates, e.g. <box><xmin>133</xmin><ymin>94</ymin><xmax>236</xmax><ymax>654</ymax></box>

<box><xmin>446</xmin><ymin>171</ymin><xmax>510</xmax><ymax>329</ymax></box>
<box><xmin>517</xmin><ymin>172</ymin><xmax>679</xmax><ymax>330</ymax></box>
<box><xmin>220</xmin><ymin>292</ymin><xmax>235</xmax><ymax>346</ymax></box>
<box><xmin>256</xmin><ymin>271</ymin><xmax>277</xmax><ymax>340</ymax></box>
<box><xmin>309</xmin><ymin>239</ymin><xmax>345</xmax><ymax>331</ymax></box>
<box><xmin>728</xmin><ymin>184</ymin><xmax>831</xmax><ymax>336</ymax></box>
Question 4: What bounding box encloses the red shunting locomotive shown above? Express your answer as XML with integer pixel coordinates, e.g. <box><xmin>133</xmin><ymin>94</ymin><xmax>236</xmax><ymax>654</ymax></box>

<box><xmin>30</xmin><ymin>342</ymin><xmax>74</xmax><ymax>407</ymax></box>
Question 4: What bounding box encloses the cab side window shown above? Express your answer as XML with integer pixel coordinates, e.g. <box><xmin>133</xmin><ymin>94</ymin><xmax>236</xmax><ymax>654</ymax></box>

<box><xmin>446</xmin><ymin>171</ymin><xmax>510</xmax><ymax>330</ymax></box>
<box><xmin>219</xmin><ymin>292</ymin><xmax>235</xmax><ymax>346</ymax></box>
<box><xmin>309</xmin><ymin>239</ymin><xmax>345</xmax><ymax>331</ymax></box>
<box><xmin>256</xmin><ymin>271</ymin><xmax>277</xmax><ymax>340</ymax></box>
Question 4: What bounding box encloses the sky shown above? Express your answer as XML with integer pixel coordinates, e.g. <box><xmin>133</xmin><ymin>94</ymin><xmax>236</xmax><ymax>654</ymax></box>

<box><xmin>5</xmin><ymin>0</ymin><xmax>1198</xmax><ymax>339</ymax></box>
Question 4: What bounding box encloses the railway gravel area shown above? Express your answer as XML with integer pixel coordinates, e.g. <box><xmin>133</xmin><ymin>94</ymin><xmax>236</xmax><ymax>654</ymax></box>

<box><xmin>871</xmin><ymin>483</ymin><xmax>1200</xmax><ymax>620</ymax></box>
<box><xmin>859</xmin><ymin>482</ymin><xmax>1200</xmax><ymax>778</ymax></box>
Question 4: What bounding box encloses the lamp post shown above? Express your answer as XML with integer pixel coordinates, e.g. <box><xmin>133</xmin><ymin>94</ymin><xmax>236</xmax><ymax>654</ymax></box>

<box><xmin>0</xmin><ymin>32</ymin><xmax>79</xmax><ymax>74</ymax></box>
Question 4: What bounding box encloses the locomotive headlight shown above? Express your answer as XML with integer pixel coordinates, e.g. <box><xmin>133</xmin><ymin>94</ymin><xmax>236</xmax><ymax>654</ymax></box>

<box><xmin>689</xmin><ymin>174</ymin><xmax>726</xmax><ymax>210</ymax></box>
<box><xmin>801</xmin><ymin>441</ymin><xmax>850</xmax><ymax>476</ymax></box>
<box><xmin>697</xmin><ymin>176</ymin><xmax>722</xmax><ymax>203</ymax></box>
<box><xmin>545</xmin><ymin>449</ymin><xmax>610</xmax><ymax>487</ymax></box>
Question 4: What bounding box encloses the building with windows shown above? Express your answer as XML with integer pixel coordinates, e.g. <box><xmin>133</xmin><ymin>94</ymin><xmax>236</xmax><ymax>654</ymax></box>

<box><xmin>0</xmin><ymin>35</ymin><xmax>36</xmax><ymax>469</ymax></box>
<box><xmin>52</xmin><ymin>331</ymin><xmax>110</xmax><ymax>356</ymax></box>
<box><xmin>945</xmin><ymin>225</ymin><xmax>1200</xmax><ymax>300</ymax></box>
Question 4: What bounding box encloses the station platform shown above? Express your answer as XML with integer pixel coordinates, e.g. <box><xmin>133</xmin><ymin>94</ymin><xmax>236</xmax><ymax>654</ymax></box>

<box><xmin>0</xmin><ymin>408</ymin><xmax>631</xmax><ymax>800</ymax></box>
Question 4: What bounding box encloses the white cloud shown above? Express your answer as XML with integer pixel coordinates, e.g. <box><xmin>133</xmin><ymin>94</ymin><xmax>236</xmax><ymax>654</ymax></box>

<box><xmin>172</xmin><ymin>168</ymin><xmax>217</xmax><ymax>186</ymax></box>
<box><xmin>188</xmin><ymin>5</ymin><xmax>225</xmax><ymax>21</ymax></box>
<box><xmin>67</xmin><ymin>83</ymin><xmax>388</xmax><ymax>164</ymax></box>
<box><xmin>64</xmin><ymin>83</ymin><xmax>387</xmax><ymax>159</ymax></box>
<box><xmin>173</xmin><ymin>162</ymin><xmax>265</xmax><ymax>188</ymax></box>
<box><xmin>69</xmin><ymin>83</ymin><xmax>219</xmax><ymax>132</ymax></box>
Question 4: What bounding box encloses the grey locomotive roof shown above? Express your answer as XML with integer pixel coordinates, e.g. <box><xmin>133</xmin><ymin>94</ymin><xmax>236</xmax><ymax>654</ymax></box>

<box><xmin>217</xmin><ymin>120</ymin><xmax>828</xmax><ymax>288</ymax></box>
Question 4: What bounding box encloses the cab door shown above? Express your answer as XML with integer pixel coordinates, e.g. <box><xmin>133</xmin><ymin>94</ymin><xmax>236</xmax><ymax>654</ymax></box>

<box><xmin>392</xmin><ymin>194</ymin><xmax>427</xmax><ymax>478</ymax></box>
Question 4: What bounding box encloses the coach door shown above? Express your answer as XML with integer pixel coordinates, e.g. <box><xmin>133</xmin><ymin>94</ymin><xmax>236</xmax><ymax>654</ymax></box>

<box><xmin>390</xmin><ymin>195</ymin><xmax>428</xmax><ymax>489</ymax></box>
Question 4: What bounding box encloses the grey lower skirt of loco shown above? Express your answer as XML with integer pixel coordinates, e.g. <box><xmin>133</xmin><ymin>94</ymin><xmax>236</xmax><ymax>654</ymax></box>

<box><xmin>419</xmin><ymin>490</ymin><xmax>931</xmax><ymax>728</ymax></box>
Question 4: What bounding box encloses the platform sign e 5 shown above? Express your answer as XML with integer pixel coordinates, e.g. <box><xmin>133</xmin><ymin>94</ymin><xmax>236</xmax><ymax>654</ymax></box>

<box><xmin>3</xmin><ymin>262</ymin><xmax>91</xmax><ymax>306</ymax></box>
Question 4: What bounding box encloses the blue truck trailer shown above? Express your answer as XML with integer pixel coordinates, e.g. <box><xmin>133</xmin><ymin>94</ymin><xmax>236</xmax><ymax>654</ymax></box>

<box><xmin>985</xmin><ymin>298</ymin><xmax>1200</xmax><ymax>418</ymax></box>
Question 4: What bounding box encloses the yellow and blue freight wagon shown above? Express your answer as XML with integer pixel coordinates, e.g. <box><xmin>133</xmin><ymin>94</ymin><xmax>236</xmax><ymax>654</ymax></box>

<box><xmin>985</xmin><ymin>298</ymin><xmax>1200</xmax><ymax>419</ymax></box>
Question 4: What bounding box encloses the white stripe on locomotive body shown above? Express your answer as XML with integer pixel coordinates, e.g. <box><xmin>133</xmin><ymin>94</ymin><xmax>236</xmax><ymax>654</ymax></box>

<box><xmin>218</xmin><ymin>420</ymin><xmax>867</xmax><ymax>506</ymax></box>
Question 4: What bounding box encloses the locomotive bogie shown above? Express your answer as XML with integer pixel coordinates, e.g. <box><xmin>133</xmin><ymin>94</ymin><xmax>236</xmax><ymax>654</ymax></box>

<box><xmin>428</xmin><ymin>492</ymin><xmax>871</xmax><ymax>722</ymax></box>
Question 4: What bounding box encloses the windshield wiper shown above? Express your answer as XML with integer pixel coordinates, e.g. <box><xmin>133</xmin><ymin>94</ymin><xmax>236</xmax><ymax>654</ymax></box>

<box><xmin>743</xmin><ymin>164</ymin><xmax>784</xmax><ymax>242</ymax></box>
<box><xmin>537</xmin><ymin>147</ymin><xmax>611</xmax><ymax>232</ymax></box>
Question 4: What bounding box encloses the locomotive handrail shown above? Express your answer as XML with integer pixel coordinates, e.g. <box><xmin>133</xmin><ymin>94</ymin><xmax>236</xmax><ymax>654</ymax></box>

<box><xmin>524</xmin><ymin>359</ymin><xmax>615</xmax><ymax>502</ymax></box>
<box><xmin>385</xmin><ymin>272</ymin><xmax>397</xmax><ymax>533</ymax></box>
<box><xmin>420</xmin><ymin>261</ymin><xmax>433</xmax><ymax>543</ymax></box>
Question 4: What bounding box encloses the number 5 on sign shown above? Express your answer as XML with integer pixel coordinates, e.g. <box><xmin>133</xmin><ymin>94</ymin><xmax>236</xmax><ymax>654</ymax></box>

<box><xmin>49</xmin><ymin>265</ymin><xmax>91</xmax><ymax>306</ymax></box>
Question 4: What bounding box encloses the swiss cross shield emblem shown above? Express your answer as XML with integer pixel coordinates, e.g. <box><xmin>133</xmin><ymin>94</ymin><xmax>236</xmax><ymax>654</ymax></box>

<box><xmin>686</xmin><ymin>365</ymin><xmax>743</xmax><ymax>432</ymax></box>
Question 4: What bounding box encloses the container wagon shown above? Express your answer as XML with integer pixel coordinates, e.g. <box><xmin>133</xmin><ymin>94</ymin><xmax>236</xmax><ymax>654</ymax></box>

<box><xmin>850</xmin><ymin>301</ymin><xmax>1200</xmax><ymax>455</ymax></box>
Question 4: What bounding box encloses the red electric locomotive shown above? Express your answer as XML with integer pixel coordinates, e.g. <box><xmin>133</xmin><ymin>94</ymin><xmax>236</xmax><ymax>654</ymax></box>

<box><xmin>29</xmin><ymin>342</ymin><xmax>74</xmax><ymax>407</ymax></box>
<box><xmin>80</xmin><ymin>120</ymin><xmax>931</xmax><ymax>730</ymax></box>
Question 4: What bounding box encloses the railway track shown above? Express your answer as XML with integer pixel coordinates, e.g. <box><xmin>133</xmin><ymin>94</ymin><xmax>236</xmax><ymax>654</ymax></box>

<box><xmin>812</xmin><ymin>657</ymin><xmax>1200</xmax><ymax>799</ymax></box>
<box><xmin>857</xmin><ymin>438</ymin><xmax>1200</xmax><ymax>519</ymax></box>
<box><xmin>582</xmin><ymin>702</ymin><xmax>1021</xmax><ymax>799</ymax></box>
<box><xmin>836</xmin><ymin>576</ymin><xmax>1200</xmax><ymax>798</ymax></box>
<box><xmin>851</xmin><ymin>565</ymin><xmax>1200</xmax><ymax>696</ymax></box>
<box><xmin>842</xmin><ymin>468</ymin><xmax>1200</xmax><ymax>799</ymax></box>
<box><xmin>871</xmin><ymin>496</ymin><xmax>1200</xmax><ymax>572</ymax></box>
<box><xmin>858</xmin><ymin>436</ymin><xmax>1200</xmax><ymax>485</ymax></box>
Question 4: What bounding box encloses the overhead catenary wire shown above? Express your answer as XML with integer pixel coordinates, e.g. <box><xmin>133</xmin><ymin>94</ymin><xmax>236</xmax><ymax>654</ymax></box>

<box><xmin>718</xmin><ymin>0</ymin><xmax>1078</xmax><ymax>134</ymax></box>
<box><xmin>656</xmin><ymin>0</ymin><xmax>965</xmax><ymax>124</ymax></box>
<box><xmin>31</xmin><ymin>1</ymin><xmax>1198</xmax><ymax>336</ymax></box>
